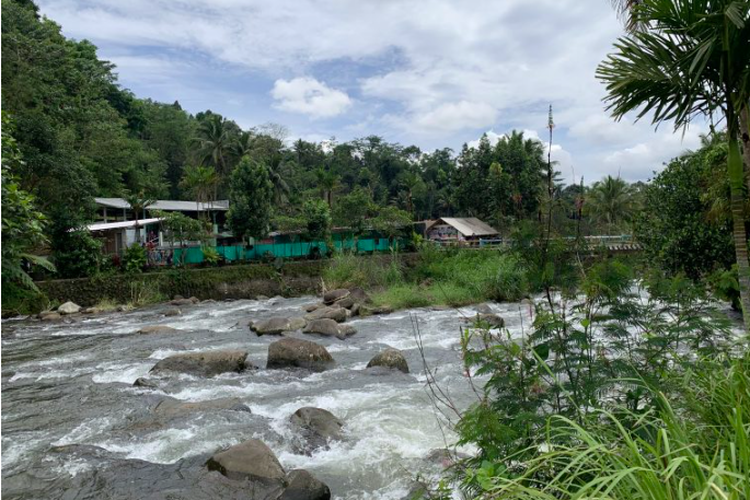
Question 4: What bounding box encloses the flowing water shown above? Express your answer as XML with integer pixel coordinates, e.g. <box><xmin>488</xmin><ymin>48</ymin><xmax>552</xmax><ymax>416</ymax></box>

<box><xmin>1</xmin><ymin>296</ymin><xmax>533</xmax><ymax>499</ymax></box>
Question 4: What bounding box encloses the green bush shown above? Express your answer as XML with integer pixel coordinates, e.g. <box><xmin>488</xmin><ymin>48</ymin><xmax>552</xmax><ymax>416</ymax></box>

<box><xmin>52</xmin><ymin>230</ymin><xmax>102</xmax><ymax>278</ymax></box>
<box><xmin>122</xmin><ymin>244</ymin><xmax>147</xmax><ymax>273</ymax></box>
<box><xmin>202</xmin><ymin>246</ymin><xmax>220</xmax><ymax>266</ymax></box>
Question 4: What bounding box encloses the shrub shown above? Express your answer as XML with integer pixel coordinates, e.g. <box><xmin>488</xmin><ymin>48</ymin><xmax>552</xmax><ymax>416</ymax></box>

<box><xmin>122</xmin><ymin>244</ymin><xmax>147</xmax><ymax>273</ymax></box>
<box><xmin>202</xmin><ymin>246</ymin><xmax>220</xmax><ymax>266</ymax></box>
<box><xmin>51</xmin><ymin>229</ymin><xmax>102</xmax><ymax>278</ymax></box>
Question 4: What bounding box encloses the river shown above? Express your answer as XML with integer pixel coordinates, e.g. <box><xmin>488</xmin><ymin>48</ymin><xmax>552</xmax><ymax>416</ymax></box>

<box><xmin>1</xmin><ymin>296</ymin><xmax>533</xmax><ymax>499</ymax></box>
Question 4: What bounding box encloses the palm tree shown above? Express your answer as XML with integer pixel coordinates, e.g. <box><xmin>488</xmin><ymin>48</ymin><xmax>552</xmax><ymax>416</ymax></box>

<box><xmin>315</xmin><ymin>167</ymin><xmax>340</xmax><ymax>207</ymax></box>
<box><xmin>180</xmin><ymin>165</ymin><xmax>219</xmax><ymax>220</ymax></box>
<box><xmin>597</xmin><ymin>0</ymin><xmax>750</xmax><ymax>329</ymax></box>
<box><xmin>193</xmin><ymin>115</ymin><xmax>233</xmax><ymax>176</ymax></box>
<box><xmin>586</xmin><ymin>176</ymin><xmax>634</xmax><ymax>234</ymax></box>
<box><xmin>267</xmin><ymin>155</ymin><xmax>291</xmax><ymax>205</ymax></box>
<box><xmin>125</xmin><ymin>191</ymin><xmax>156</xmax><ymax>243</ymax></box>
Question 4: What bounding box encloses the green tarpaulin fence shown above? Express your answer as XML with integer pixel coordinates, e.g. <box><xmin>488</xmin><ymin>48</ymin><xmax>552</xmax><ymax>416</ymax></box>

<box><xmin>172</xmin><ymin>237</ymin><xmax>399</xmax><ymax>265</ymax></box>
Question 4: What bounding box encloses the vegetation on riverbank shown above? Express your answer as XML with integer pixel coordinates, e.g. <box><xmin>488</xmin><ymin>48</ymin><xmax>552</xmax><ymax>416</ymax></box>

<box><xmin>322</xmin><ymin>247</ymin><xmax>527</xmax><ymax>310</ymax></box>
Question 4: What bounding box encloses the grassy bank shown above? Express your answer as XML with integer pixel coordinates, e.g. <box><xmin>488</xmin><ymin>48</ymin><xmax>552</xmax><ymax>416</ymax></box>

<box><xmin>323</xmin><ymin>246</ymin><xmax>527</xmax><ymax>310</ymax></box>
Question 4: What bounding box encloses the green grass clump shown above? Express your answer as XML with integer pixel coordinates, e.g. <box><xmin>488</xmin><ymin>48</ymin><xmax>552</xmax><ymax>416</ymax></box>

<box><xmin>323</xmin><ymin>252</ymin><xmax>404</xmax><ymax>289</ymax></box>
<box><xmin>371</xmin><ymin>284</ymin><xmax>432</xmax><ymax>309</ymax></box>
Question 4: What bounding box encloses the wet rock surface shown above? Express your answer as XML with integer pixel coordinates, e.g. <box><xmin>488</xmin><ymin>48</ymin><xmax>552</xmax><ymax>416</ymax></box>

<box><xmin>266</xmin><ymin>338</ymin><xmax>334</xmax><ymax>372</ymax></box>
<box><xmin>367</xmin><ymin>347</ymin><xmax>409</xmax><ymax>373</ymax></box>
<box><xmin>150</xmin><ymin>349</ymin><xmax>250</xmax><ymax>376</ymax></box>
<box><xmin>289</xmin><ymin>407</ymin><xmax>344</xmax><ymax>454</ymax></box>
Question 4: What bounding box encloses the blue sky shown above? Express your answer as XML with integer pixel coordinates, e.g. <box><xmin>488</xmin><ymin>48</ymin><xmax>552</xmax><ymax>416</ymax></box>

<box><xmin>37</xmin><ymin>0</ymin><xmax>707</xmax><ymax>185</ymax></box>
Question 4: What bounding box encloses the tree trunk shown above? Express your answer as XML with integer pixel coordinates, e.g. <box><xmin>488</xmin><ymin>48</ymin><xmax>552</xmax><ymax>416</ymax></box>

<box><xmin>741</xmin><ymin>107</ymin><xmax>750</xmax><ymax>194</ymax></box>
<box><xmin>728</xmin><ymin>135</ymin><xmax>750</xmax><ymax>332</ymax></box>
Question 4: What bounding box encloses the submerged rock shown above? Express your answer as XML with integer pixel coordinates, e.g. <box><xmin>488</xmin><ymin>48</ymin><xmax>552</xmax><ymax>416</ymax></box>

<box><xmin>266</xmin><ymin>338</ymin><xmax>334</xmax><ymax>372</ymax></box>
<box><xmin>367</xmin><ymin>348</ymin><xmax>409</xmax><ymax>374</ymax></box>
<box><xmin>289</xmin><ymin>407</ymin><xmax>343</xmax><ymax>454</ymax></box>
<box><xmin>57</xmin><ymin>301</ymin><xmax>81</xmax><ymax>315</ymax></box>
<box><xmin>163</xmin><ymin>308</ymin><xmax>181</xmax><ymax>317</ymax></box>
<box><xmin>280</xmin><ymin>469</ymin><xmax>331</xmax><ymax>500</ymax></box>
<box><xmin>252</xmin><ymin>317</ymin><xmax>308</xmax><ymax>335</ymax></box>
<box><xmin>133</xmin><ymin>377</ymin><xmax>159</xmax><ymax>389</ymax></box>
<box><xmin>153</xmin><ymin>397</ymin><xmax>251</xmax><ymax>418</ymax></box>
<box><xmin>206</xmin><ymin>439</ymin><xmax>286</xmax><ymax>486</ymax></box>
<box><xmin>137</xmin><ymin>325</ymin><xmax>179</xmax><ymax>335</ymax></box>
<box><xmin>150</xmin><ymin>349</ymin><xmax>251</xmax><ymax>377</ymax></box>
<box><xmin>304</xmin><ymin>306</ymin><xmax>347</xmax><ymax>323</ymax></box>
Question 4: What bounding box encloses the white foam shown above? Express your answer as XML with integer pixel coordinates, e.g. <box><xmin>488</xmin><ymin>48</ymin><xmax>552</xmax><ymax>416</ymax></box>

<box><xmin>91</xmin><ymin>362</ymin><xmax>152</xmax><ymax>384</ymax></box>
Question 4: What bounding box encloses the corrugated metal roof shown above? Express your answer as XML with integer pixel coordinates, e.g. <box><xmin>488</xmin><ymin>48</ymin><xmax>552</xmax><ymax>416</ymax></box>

<box><xmin>94</xmin><ymin>198</ymin><xmax>229</xmax><ymax>211</ymax></box>
<box><xmin>435</xmin><ymin>217</ymin><xmax>498</xmax><ymax>237</ymax></box>
<box><xmin>86</xmin><ymin>218</ymin><xmax>163</xmax><ymax>232</ymax></box>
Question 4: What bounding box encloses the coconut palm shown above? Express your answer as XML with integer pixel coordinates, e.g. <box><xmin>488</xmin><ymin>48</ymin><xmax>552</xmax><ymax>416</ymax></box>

<box><xmin>587</xmin><ymin>176</ymin><xmax>635</xmax><ymax>234</ymax></box>
<box><xmin>179</xmin><ymin>165</ymin><xmax>219</xmax><ymax>219</ymax></box>
<box><xmin>315</xmin><ymin>167</ymin><xmax>340</xmax><ymax>207</ymax></box>
<box><xmin>597</xmin><ymin>0</ymin><xmax>750</xmax><ymax>330</ymax></box>
<box><xmin>193</xmin><ymin>115</ymin><xmax>233</xmax><ymax>176</ymax></box>
<box><xmin>266</xmin><ymin>155</ymin><xmax>291</xmax><ymax>205</ymax></box>
<box><xmin>125</xmin><ymin>191</ymin><xmax>156</xmax><ymax>243</ymax></box>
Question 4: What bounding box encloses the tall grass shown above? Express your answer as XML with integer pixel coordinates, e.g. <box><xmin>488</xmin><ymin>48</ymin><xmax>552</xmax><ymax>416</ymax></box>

<box><xmin>473</xmin><ymin>355</ymin><xmax>750</xmax><ymax>500</ymax></box>
<box><xmin>322</xmin><ymin>251</ymin><xmax>404</xmax><ymax>290</ymax></box>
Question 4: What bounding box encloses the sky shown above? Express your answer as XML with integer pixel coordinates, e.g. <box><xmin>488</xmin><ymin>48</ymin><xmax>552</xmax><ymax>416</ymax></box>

<box><xmin>37</xmin><ymin>0</ymin><xmax>708</xmax><ymax>185</ymax></box>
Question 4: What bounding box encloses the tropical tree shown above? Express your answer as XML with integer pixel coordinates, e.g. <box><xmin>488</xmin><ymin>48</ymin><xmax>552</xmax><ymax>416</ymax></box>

<box><xmin>193</xmin><ymin>114</ymin><xmax>234</xmax><ymax>175</ymax></box>
<box><xmin>179</xmin><ymin>165</ymin><xmax>219</xmax><ymax>218</ymax></box>
<box><xmin>315</xmin><ymin>167</ymin><xmax>340</xmax><ymax>207</ymax></box>
<box><xmin>597</xmin><ymin>0</ymin><xmax>750</xmax><ymax>329</ymax></box>
<box><xmin>586</xmin><ymin>175</ymin><xmax>635</xmax><ymax>233</ymax></box>
<box><xmin>227</xmin><ymin>157</ymin><xmax>274</xmax><ymax>243</ymax></box>
<box><xmin>266</xmin><ymin>155</ymin><xmax>291</xmax><ymax>205</ymax></box>
<box><xmin>1</xmin><ymin>116</ymin><xmax>55</xmax><ymax>294</ymax></box>
<box><xmin>124</xmin><ymin>191</ymin><xmax>156</xmax><ymax>244</ymax></box>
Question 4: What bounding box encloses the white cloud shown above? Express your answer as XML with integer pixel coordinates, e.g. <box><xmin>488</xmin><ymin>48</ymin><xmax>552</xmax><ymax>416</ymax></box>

<box><xmin>411</xmin><ymin>101</ymin><xmax>497</xmax><ymax>133</ymax></box>
<box><xmin>271</xmin><ymin>77</ymin><xmax>351</xmax><ymax>118</ymax></box>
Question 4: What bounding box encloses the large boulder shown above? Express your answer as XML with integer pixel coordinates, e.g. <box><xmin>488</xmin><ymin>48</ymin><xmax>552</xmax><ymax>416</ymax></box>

<box><xmin>137</xmin><ymin>325</ymin><xmax>179</xmax><ymax>335</ymax></box>
<box><xmin>150</xmin><ymin>350</ymin><xmax>251</xmax><ymax>377</ymax></box>
<box><xmin>289</xmin><ymin>407</ymin><xmax>343</xmax><ymax>453</ymax></box>
<box><xmin>331</xmin><ymin>295</ymin><xmax>355</xmax><ymax>310</ymax></box>
<box><xmin>206</xmin><ymin>439</ymin><xmax>286</xmax><ymax>493</ymax></box>
<box><xmin>323</xmin><ymin>289</ymin><xmax>350</xmax><ymax>305</ymax></box>
<box><xmin>57</xmin><ymin>301</ymin><xmax>81</xmax><ymax>315</ymax></box>
<box><xmin>267</xmin><ymin>338</ymin><xmax>334</xmax><ymax>372</ymax></box>
<box><xmin>304</xmin><ymin>306</ymin><xmax>347</xmax><ymax>323</ymax></box>
<box><xmin>280</xmin><ymin>469</ymin><xmax>331</xmax><ymax>500</ymax></box>
<box><xmin>302</xmin><ymin>319</ymin><xmax>355</xmax><ymax>340</ymax></box>
<box><xmin>367</xmin><ymin>348</ymin><xmax>409</xmax><ymax>374</ymax></box>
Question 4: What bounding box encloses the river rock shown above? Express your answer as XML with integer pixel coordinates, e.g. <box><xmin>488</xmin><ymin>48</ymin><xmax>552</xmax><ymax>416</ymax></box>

<box><xmin>206</xmin><ymin>439</ymin><xmax>286</xmax><ymax>490</ymax></box>
<box><xmin>153</xmin><ymin>397</ymin><xmax>251</xmax><ymax>418</ymax></box>
<box><xmin>474</xmin><ymin>303</ymin><xmax>494</xmax><ymax>315</ymax></box>
<box><xmin>287</xmin><ymin>317</ymin><xmax>307</xmax><ymax>331</ymax></box>
<box><xmin>39</xmin><ymin>311</ymin><xmax>61</xmax><ymax>321</ymax></box>
<box><xmin>425</xmin><ymin>448</ymin><xmax>470</xmax><ymax>468</ymax></box>
<box><xmin>360</xmin><ymin>305</ymin><xmax>393</xmax><ymax>316</ymax></box>
<box><xmin>323</xmin><ymin>289</ymin><xmax>350</xmax><ymax>305</ymax></box>
<box><xmin>170</xmin><ymin>298</ymin><xmax>194</xmax><ymax>306</ymax></box>
<box><xmin>348</xmin><ymin>287</ymin><xmax>371</xmax><ymax>305</ymax></box>
<box><xmin>163</xmin><ymin>308</ymin><xmax>181</xmax><ymax>317</ymax></box>
<box><xmin>253</xmin><ymin>317</ymin><xmax>293</xmax><ymax>335</ymax></box>
<box><xmin>57</xmin><ymin>301</ymin><xmax>81</xmax><ymax>315</ymax></box>
<box><xmin>267</xmin><ymin>338</ymin><xmax>334</xmax><ymax>372</ymax></box>
<box><xmin>150</xmin><ymin>349</ymin><xmax>250</xmax><ymax>377</ymax></box>
<box><xmin>304</xmin><ymin>303</ymin><xmax>323</xmax><ymax>313</ymax></box>
<box><xmin>474</xmin><ymin>313</ymin><xmax>505</xmax><ymax>329</ymax></box>
<box><xmin>133</xmin><ymin>377</ymin><xmax>159</xmax><ymax>389</ymax></box>
<box><xmin>137</xmin><ymin>325</ymin><xmax>179</xmax><ymax>335</ymax></box>
<box><xmin>280</xmin><ymin>469</ymin><xmax>331</xmax><ymax>500</ymax></box>
<box><xmin>302</xmin><ymin>319</ymin><xmax>353</xmax><ymax>340</ymax></box>
<box><xmin>367</xmin><ymin>348</ymin><xmax>409</xmax><ymax>373</ymax></box>
<box><xmin>304</xmin><ymin>306</ymin><xmax>347</xmax><ymax>323</ymax></box>
<box><xmin>332</xmin><ymin>295</ymin><xmax>355</xmax><ymax>309</ymax></box>
<box><xmin>256</xmin><ymin>295</ymin><xmax>270</xmax><ymax>301</ymax></box>
<box><xmin>289</xmin><ymin>407</ymin><xmax>343</xmax><ymax>453</ymax></box>
<box><xmin>189</xmin><ymin>296</ymin><xmax>200</xmax><ymax>304</ymax></box>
